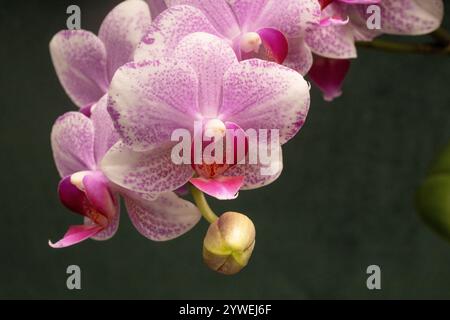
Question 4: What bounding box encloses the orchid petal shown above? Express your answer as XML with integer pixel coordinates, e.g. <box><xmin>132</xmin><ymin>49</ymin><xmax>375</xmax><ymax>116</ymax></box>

<box><xmin>283</xmin><ymin>37</ymin><xmax>313</xmax><ymax>75</ymax></box>
<box><xmin>108</xmin><ymin>59</ymin><xmax>198</xmax><ymax>152</ymax></box>
<box><xmin>51</xmin><ymin>112</ymin><xmax>96</xmax><ymax>177</ymax></box>
<box><xmin>173</xmin><ymin>33</ymin><xmax>237</xmax><ymax>118</ymax></box>
<box><xmin>226</xmin><ymin>143</ymin><xmax>283</xmax><ymax>190</ymax></box>
<box><xmin>124</xmin><ymin>192</ymin><xmax>201</xmax><ymax>241</ymax></box>
<box><xmin>190</xmin><ymin>176</ymin><xmax>244</xmax><ymax>200</ymax></box>
<box><xmin>166</xmin><ymin>0</ymin><xmax>240</xmax><ymax>38</ymax></box>
<box><xmin>227</xmin><ymin>0</ymin><xmax>321</xmax><ymax>38</ymax></box>
<box><xmin>49</xmin><ymin>30</ymin><xmax>108</xmax><ymax>108</ymax></box>
<box><xmin>101</xmin><ymin>142</ymin><xmax>193</xmax><ymax>196</ymax></box>
<box><xmin>147</xmin><ymin>0</ymin><xmax>168</xmax><ymax>20</ymax></box>
<box><xmin>135</xmin><ymin>5</ymin><xmax>219</xmax><ymax>62</ymax></box>
<box><xmin>308</xmin><ymin>56</ymin><xmax>350</xmax><ymax>102</ymax></box>
<box><xmin>99</xmin><ymin>0</ymin><xmax>152</xmax><ymax>81</ymax></box>
<box><xmin>49</xmin><ymin>225</ymin><xmax>103</xmax><ymax>249</ymax></box>
<box><xmin>377</xmin><ymin>0</ymin><xmax>444</xmax><ymax>35</ymax></box>
<box><xmin>221</xmin><ymin>59</ymin><xmax>310</xmax><ymax>145</ymax></box>
<box><xmin>305</xmin><ymin>4</ymin><xmax>357</xmax><ymax>59</ymax></box>
<box><xmin>91</xmin><ymin>95</ymin><xmax>120</xmax><ymax>163</ymax></box>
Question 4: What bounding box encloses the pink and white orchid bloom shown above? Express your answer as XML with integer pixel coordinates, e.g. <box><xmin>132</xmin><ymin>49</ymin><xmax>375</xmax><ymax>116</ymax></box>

<box><xmin>307</xmin><ymin>0</ymin><xmax>444</xmax><ymax>100</ymax></box>
<box><xmin>137</xmin><ymin>0</ymin><xmax>321</xmax><ymax>75</ymax></box>
<box><xmin>50</xmin><ymin>0</ymin><xmax>152</xmax><ymax>114</ymax></box>
<box><xmin>49</xmin><ymin>97</ymin><xmax>201</xmax><ymax>248</ymax></box>
<box><xmin>101</xmin><ymin>33</ymin><xmax>310</xmax><ymax>200</ymax></box>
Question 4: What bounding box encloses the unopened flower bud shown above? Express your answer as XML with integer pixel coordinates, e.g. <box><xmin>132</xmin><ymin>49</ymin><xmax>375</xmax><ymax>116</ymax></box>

<box><xmin>203</xmin><ymin>212</ymin><xmax>256</xmax><ymax>275</ymax></box>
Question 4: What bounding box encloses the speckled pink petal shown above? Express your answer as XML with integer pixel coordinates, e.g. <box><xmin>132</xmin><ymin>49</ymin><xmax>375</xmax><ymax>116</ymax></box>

<box><xmin>100</xmin><ymin>142</ymin><xmax>194</xmax><ymax>196</ymax></box>
<box><xmin>49</xmin><ymin>224</ymin><xmax>103</xmax><ymax>249</ymax></box>
<box><xmin>124</xmin><ymin>192</ymin><xmax>201</xmax><ymax>241</ymax></box>
<box><xmin>99</xmin><ymin>0</ymin><xmax>152</xmax><ymax>81</ymax></box>
<box><xmin>108</xmin><ymin>59</ymin><xmax>198</xmax><ymax>152</ymax></box>
<box><xmin>305</xmin><ymin>4</ymin><xmax>357</xmax><ymax>59</ymax></box>
<box><xmin>173</xmin><ymin>33</ymin><xmax>237</xmax><ymax>118</ymax></box>
<box><xmin>135</xmin><ymin>5</ymin><xmax>219</xmax><ymax>62</ymax></box>
<box><xmin>283</xmin><ymin>36</ymin><xmax>313</xmax><ymax>75</ymax></box>
<box><xmin>225</xmin><ymin>144</ymin><xmax>283</xmax><ymax>190</ymax></box>
<box><xmin>221</xmin><ymin>59</ymin><xmax>310</xmax><ymax>145</ymax></box>
<box><xmin>228</xmin><ymin>0</ymin><xmax>321</xmax><ymax>38</ymax></box>
<box><xmin>376</xmin><ymin>0</ymin><xmax>444</xmax><ymax>35</ymax></box>
<box><xmin>50</xmin><ymin>30</ymin><xmax>108</xmax><ymax>108</ymax></box>
<box><xmin>190</xmin><ymin>176</ymin><xmax>244</xmax><ymax>200</ymax></box>
<box><xmin>51</xmin><ymin>112</ymin><xmax>96</xmax><ymax>177</ymax></box>
<box><xmin>147</xmin><ymin>0</ymin><xmax>168</xmax><ymax>19</ymax></box>
<box><xmin>166</xmin><ymin>0</ymin><xmax>240</xmax><ymax>38</ymax></box>
<box><xmin>91</xmin><ymin>95</ymin><xmax>120</xmax><ymax>163</ymax></box>
<box><xmin>308</xmin><ymin>56</ymin><xmax>350</xmax><ymax>102</ymax></box>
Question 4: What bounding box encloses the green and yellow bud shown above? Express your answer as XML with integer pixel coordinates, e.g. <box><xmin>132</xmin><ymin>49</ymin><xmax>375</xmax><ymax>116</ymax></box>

<box><xmin>203</xmin><ymin>212</ymin><xmax>256</xmax><ymax>275</ymax></box>
<box><xmin>417</xmin><ymin>142</ymin><xmax>450</xmax><ymax>241</ymax></box>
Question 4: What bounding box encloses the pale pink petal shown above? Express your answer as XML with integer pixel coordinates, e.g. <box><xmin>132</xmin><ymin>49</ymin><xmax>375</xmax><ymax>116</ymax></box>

<box><xmin>135</xmin><ymin>5</ymin><xmax>220</xmax><ymax>62</ymax></box>
<box><xmin>377</xmin><ymin>0</ymin><xmax>444</xmax><ymax>35</ymax></box>
<box><xmin>166</xmin><ymin>0</ymin><xmax>240</xmax><ymax>38</ymax></box>
<box><xmin>91</xmin><ymin>95</ymin><xmax>120</xmax><ymax>163</ymax></box>
<box><xmin>228</xmin><ymin>0</ymin><xmax>321</xmax><ymax>38</ymax></box>
<box><xmin>226</xmin><ymin>144</ymin><xmax>283</xmax><ymax>190</ymax></box>
<box><xmin>190</xmin><ymin>176</ymin><xmax>244</xmax><ymax>200</ymax></box>
<box><xmin>283</xmin><ymin>36</ymin><xmax>313</xmax><ymax>75</ymax></box>
<box><xmin>108</xmin><ymin>59</ymin><xmax>198</xmax><ymax>151</ymax></box>
<box><xmin>124</xmin><ymin>192</ymin><xmax>201</xmax><ymax>241</ymax></box>
<box><xmin>49</xmin><ymin>225</ymin><xmax>103</xmax><ymax>249</ymax></box>
<box><xmin>99</xmin><ymin>0</ymin><xmax>152</xmax><ymax>81</ymax></box>
<box><xmin>308</xmin><ymin>56</ymin><xmax>350</xmax><ymax>102</ymax></box>
<box><xmin>173</xmin><ymin>33</ymin><xmax>237</xmax><ymax>118</ymax></box>
<box><xmin>49</xmin><ymin>30</ymin><xmax>108</xmax><ymax>108</ymax></box>
<box><xmin>51</xmin><ymin>112</ymin><xmax>96</xmax><ymax>177</ymax></box>
<box><xmin>305</xmin><ymin>4</ymin><xmax>357</xmax><ymax>59</ymax></box>
<box><xmin>221</xmin><ymin>59</ymin><xmax>310</xmax><ymax>145</ymax></box>
<box><xmin>100</xmin><ymin>142</ymin><xmax>193</xmax><ymax>196</ymax></box>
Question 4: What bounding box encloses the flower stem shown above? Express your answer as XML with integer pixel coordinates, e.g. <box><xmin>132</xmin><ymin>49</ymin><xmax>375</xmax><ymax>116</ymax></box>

<box><xmin>356</xmin><ymin>28</ymin><xmax>450</xmax><ymax>55</ymax></box>
<box><xmin>189</xmin><ymin>185</ymin><xmax>219</xmax><ymax>224</ymax></box>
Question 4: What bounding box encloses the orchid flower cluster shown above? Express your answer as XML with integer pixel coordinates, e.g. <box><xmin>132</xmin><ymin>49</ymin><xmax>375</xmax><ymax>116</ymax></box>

<box><xmin>49</xmin><ymin>0</ymin><xmax>444</xmax><ymax>275</ymax></box>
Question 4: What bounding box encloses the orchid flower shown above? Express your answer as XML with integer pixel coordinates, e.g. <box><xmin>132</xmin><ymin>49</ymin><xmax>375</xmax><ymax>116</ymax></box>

<box><xmin>307</xmin><ymin>0</ymin><xmax>444</xmax><ymax>100</ymax></box>
<box><xmin>101</xmin><ymin>32</ymin><xmax>310</xmax><ymax>200</ymax></box>
<box><xmin>138</xmin><ymin>0</ymin><xmax>321</xmax><ymax>75</ymax></box>
<box><xmin>49</xmin><ymin>97</ymin><xmax>201</xmax><ymax>248</ymax></box>
<box><xmin>50</xmin><ymin>0</ymin><xmax>152</xmax><ymax>114</ymax></box>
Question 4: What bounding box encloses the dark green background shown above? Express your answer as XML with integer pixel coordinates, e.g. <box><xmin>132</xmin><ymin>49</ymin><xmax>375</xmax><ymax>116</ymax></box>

<box><xmin>1</xmin><ymin>1</ymin><xmax>449</xmax><ymax>299</ymax></box>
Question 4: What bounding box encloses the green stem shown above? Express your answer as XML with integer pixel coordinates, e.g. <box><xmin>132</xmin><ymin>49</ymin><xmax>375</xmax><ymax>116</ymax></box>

<box><xmin>189</xmin><ymin>185</ymin><xmax>219</xmax><ymax>224</ymax></box>
<box><xmin>356</xmin><ymin>39</ymin><xmax>450</xmax><ymax>55</ymax></box>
